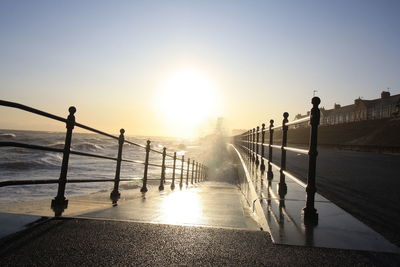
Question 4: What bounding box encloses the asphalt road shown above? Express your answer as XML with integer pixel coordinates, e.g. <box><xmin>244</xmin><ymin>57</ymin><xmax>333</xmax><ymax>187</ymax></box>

<box><xmin>1</xmin><ymin>218</ymin><xmax>399</xmax><ymax>266</ymax></box>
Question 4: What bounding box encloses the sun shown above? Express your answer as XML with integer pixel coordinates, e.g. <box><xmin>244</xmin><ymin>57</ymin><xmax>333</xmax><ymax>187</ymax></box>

<box><xmin>155</xmin><ymin>69</ymin><xmax>220</xmax><ymax>137</ymax></box>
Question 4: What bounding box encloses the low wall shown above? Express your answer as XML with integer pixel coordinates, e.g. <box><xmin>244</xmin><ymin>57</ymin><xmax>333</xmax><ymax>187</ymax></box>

<box><xmin>227</xmin><ymin>144</ymin><xmax>270</xmax><ymax>233</ymax></box>
<box><xmin>271</xmin><ymin>118</ymin><xmax>400</xmax><ymax>152</ymax></box>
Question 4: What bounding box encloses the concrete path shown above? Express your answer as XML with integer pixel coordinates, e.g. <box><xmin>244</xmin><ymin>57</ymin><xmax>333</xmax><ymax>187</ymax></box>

<box><xmin>77</xmin><ymin>182</ymin><xmax>261</xmax><ymax>231</ymax></box>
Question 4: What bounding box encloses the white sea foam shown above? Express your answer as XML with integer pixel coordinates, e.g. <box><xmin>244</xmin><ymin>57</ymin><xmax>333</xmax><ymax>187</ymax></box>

<box><xmin>0</xmin><ymin>133</ymin><xmax>16</xmax><ymax>138</ymax></box>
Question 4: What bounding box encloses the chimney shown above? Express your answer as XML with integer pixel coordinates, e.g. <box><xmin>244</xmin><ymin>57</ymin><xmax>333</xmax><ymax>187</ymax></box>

<box><xmin>381</xmin><ymin>91</ymin><xmax>390</xmax><ymax>99</ymax></box>
<box><xmin>334</xmin><ymin>103</ymin><xmax>341</xmax><ymax>109</ymax></box>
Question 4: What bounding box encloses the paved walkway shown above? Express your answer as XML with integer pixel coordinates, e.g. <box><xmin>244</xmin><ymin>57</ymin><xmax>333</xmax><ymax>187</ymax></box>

<box><xmin>1</xmin><ymin>180</ymin><xmax>400</xmax><ymax>266</ymax></box>
<box><xmin>77</xmin><ymin>182</ymin><xmax>261</xmax><ymax>230</ymax></box>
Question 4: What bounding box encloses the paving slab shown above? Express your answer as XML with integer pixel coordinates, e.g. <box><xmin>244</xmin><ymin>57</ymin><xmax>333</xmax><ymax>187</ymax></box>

<box><xmin>0</xmin><ymin>213</ymin><xmax>47</xmax><ymax>239</ymax></box>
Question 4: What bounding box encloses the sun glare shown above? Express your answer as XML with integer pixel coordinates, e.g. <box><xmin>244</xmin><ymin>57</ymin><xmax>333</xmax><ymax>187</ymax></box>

<box><xmin>155</xmin><ymin>69</ymin><xmax>220</xmax><ymax>137</ymax></box>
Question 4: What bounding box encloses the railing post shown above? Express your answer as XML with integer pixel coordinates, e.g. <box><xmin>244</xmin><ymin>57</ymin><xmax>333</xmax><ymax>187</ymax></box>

<box><xmin>159</xmin><ymin>147</ymin><xmax>167</xmax><ymax>191</ymax></box>
<box><xmin>194</xmin><ymin>162</ymin><xmax>197</xmax><ymax>183</ymax></box>
<box><xmin>249</xmin><ymin>130</ymin><xmax>252</xmax><ymax>161</ymax></box>
<box><xmin>191</xmin><ymin>160</ymin><xmax>195</xmax><ymax>184</ymax></box>
<box><xmin>278</xmin><ymin>113</ymin><xmax>289</xmax><ymax>197</ymax></box>
<box><xmin>186</xmin><ymin>158</ymin><xmax>190</xmax><ymax>186</ymax></box>
<box><xmin>199</xmin><ymin>164</ymin><xmax>203</xmax><ymax>182</ymax></box>
<box><xmin>252</xmin><ymin>128</ymin><xmax>256</xmax><ymax>163</ymax></box>
<box><xmin>248</xmin><ymin>129</ymin><xmax>252</xmax><ymax>161</ymax></box>
<box><xmin>195</xmin><ymin>162</ymin><xmax>199</xmax><ymax>183</ymax></box>
<box><xmin>51</xmin><ymin>106</ymin><xmax>76</xmax><ymax>217</ymax></box>
<box><xmin>141</xmin><ymin>140</ymin><xmax>151</xmax><ymax>193</ymax></box>
<box><xmin>303</xmin><ymin>97</ymin><xmax>321</xmax><ymax>225</ymax></box>
<box><xmin>267</xmin><ymin>120</ymin><xmax>274</xmax><ymax>181</ymax></box>
<box><xmin>171</xmin><ymin>152</ymin><xmax>177</xmax><ymax>190</ymax></box>
<box><xmin>254</xmin><ymin>128</ymin><xmax>257</xmax><ymax>163</ymax></box>
<box><xmin>260</xmin><ymin>123</ymin><xmax>266</xmax><ymax>172</ymax></box>
<box><xmin>110</xmin><ymin>128</ymin><xmax>125</xmax><ymax>205</ymax></box>
<box><xmin>179</xmin><ymin>155</ymin><xmax>184</xmax><ymax>189</ymax></box>
<box><xmin>255</xmin><ymin>126</ymin><xmax>260</xmax><ymax>167</ymax></box>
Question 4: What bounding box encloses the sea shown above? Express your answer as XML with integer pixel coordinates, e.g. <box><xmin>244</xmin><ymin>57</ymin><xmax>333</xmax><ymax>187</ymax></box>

<box><xmin>0</xmin><ymin>130</ymin><xmax>203</xmax><ymax>203</ymax></box>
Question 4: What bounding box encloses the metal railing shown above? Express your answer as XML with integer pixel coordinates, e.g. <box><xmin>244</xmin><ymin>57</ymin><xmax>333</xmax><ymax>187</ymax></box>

<box><xmin>233</xmin><ymin>97</ymin><xmax>321</xmax><ymax>225</ymax></box>
<box><xmin>0</xmin><ymin>100</ymin><xmax>208</xmax><ymax>217</ymax></box>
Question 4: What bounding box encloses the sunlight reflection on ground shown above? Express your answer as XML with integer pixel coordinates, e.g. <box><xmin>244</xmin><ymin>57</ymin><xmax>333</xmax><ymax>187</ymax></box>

<box><xmin>160</xmin><ymin>189</ymin><xmax>202</xmax><ymax>225</ymax></box>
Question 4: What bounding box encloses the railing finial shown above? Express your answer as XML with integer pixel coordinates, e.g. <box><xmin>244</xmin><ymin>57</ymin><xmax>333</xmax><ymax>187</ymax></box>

<box><xmin>68</xmin><ymin>106</ymin><xmax>76</xmax><ymax>115</ymax></box>
<box><xmin>283</xmin><ymin>112</ymin><xmax>289</xmax><ymax>120</ymax></box>
<box><xmin>312</xmin><ymin>96</ymin><xmax>321</xmax><ymax>106</ymax></box>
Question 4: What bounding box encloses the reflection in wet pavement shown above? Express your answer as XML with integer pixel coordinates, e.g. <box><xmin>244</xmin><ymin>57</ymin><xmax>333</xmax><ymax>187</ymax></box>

<box><xmin>78</xmin><ymin>182</ymin><xmax>261</xmax><ymax>231</ymax></box>
<box><xmin>230</xmin><ymin>144</ymin><xmax>399</xmax><ymax>253</ymax></box>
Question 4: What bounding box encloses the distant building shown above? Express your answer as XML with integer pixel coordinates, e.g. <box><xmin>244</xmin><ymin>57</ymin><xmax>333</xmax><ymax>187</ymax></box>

<box><xmin>294</xmin><ymin>91</ymin><xmax>400</xmax><ymax>126</ymax></box>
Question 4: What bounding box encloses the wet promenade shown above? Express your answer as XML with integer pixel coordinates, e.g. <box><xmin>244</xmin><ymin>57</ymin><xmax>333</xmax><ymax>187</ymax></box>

<box><xmin>76</xmin><ymin>182</ymin><xmax>260</xmax><ymax>230</ymax></box>
<box><xmin>230</xmin><ymin>144</ymin><xmax>400</xmax><ymax>254</ymax></box>
<box><xmin>1</xmin><ymin>180</ymin><xmax>400</xmax><ymax>266</ymax></box>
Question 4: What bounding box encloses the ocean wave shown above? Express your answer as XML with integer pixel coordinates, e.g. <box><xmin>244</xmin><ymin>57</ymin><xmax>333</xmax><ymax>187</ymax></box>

<box><xmin>0</xmin><ymin>133</ymin><xmax>16</xmax><ymax>139</ymax></box>
<box><xmin>73</xmin><ymin>142</ymin><xmax>104</xmax><ymax>151</ymax></box>
<box><xmin>48</xmin><ymin>142</ymin><xmax>65</xmax><ymax>149</ymax></box>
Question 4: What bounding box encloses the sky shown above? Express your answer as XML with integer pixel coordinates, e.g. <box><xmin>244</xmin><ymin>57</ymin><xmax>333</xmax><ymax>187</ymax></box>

<box><xmin>1</xmin><ymin>0</ymin><xmax>399</xmax><ymax>137</ymax></box>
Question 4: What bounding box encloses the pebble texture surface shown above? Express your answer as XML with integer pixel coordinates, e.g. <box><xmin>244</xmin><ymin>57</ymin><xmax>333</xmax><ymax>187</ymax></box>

<box><xmin>1</xmin><ymin>218</ymin><xmax>399</xmax><ymax>266</ymax></box>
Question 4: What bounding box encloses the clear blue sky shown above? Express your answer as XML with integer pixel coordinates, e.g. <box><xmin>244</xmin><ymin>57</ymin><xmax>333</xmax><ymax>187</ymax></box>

<box><xmin>1</xmin><ymin>0</ymin><xmax>399</xmax><ymax>136</ymax></box>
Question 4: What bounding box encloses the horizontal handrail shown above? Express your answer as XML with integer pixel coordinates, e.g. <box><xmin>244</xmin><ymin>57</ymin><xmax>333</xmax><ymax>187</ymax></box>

<box><xmin>282</xmin><ymin>170</ymin><xmax>307</xmax><ymax>188</ymax></box>
<box><xmin>74</xmin><ymin>122</ymin><xmax>119</xmax><ymax>140</ymax></box>
<box><xmin>0</xmin><ymin>178</ymin><xmax>143</xmax><ymax>187</ymax></box>
<box><xmin>0</xmin><ymin>100</ymin><xmax>67</xmax><ymax>123</ymax></box>
<box><xmin>0</xmin><ymin>142</ymin><xmax>192</xmax><ymax>167</ymax></box>
<box><xmin>238</xmin><ymin>142</ymin><xmax>309</xmax><ymax>155</ymax></box>
<box><xmin>0</xmin><ymin>141</ymin><xmax>164</xmax><ymax>164</ymax></box>
<box><xmin>0</xmin><ymin>141</ymin><xmax>64</xmax><ymax>153</ymax></box>
<box><xmin>124</xmin><ymin>140</ymin><xmax>177</xmax><ymax>159</ymax></box>
<box><xmin>282</xmin><ymin>146</ymin><xmax>309</xmax><ymax>155</ymax></box>
<box><xmin>0</xmin><ymin>100</ymin><xmax>169</xmax><ymax>155</ymax></box>
<box><xmin>285</xmin><ymin>116</ymin><xmax>310</xmax><ymax>126</ymax></box>
<box><xmin>124</xmin><ymin>139</ymin><xmax>146</xmax><ymax>148</ymax></box>
<box><xmin>272</xmin><ymin>124</ymin><xmax>283</xmax><ymax>130</ymax></box>
<box><xmin>240</xmin><ymin>116</ymin><xmax>311</xmax><ymax>135</ymax></box>
<box><xmin>238</xmin><ymin>144</ymin><xmax>307</xmax><ymax>186</ymax></box>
